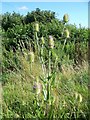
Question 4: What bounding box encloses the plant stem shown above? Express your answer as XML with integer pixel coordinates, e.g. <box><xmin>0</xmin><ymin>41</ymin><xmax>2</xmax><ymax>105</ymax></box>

<box><xmin>35</xmin><ymin>32</ymin><xmax>39</xmax><ymax>54</ymax></box>
<box><xmin>41</xmin><ymin>45</ymin><xmax>46</xmax><ymax>76</ymax></box>
<box><xmin>47</xmin><ymin>49</ymin><xmax>51</xmax><ymax>102</ymax></box>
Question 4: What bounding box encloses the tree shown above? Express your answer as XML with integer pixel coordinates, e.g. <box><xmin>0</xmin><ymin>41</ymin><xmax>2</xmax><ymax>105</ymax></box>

<box><xmin>24</xmin><ymin>8</ymin><xmax>55</xmax><ymax>24</ymax></box>
<box><xmin>1</xmin><ymin>12</ymin><xmax>24</xmax><ymax>31</ymax></box>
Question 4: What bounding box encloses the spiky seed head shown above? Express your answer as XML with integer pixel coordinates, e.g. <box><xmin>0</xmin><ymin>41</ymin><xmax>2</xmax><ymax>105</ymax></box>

<box><xmin>63</xmin><ymin>14</ymin><xmax>69</xmax><ymax>23</ymax></box>
<box><xmin>35</xmin><ymin>22</ymin><xmax>39</xmax><ymax>32</ymax></box>
<box><xmin>49</xmin><ymin>35</ymin><xmax>54</xmax><ymax>49</ymax></box>
<box><xmin>27</xmin><ymin>51</ymin><xmax>34</xmax><ymax>63</ymax></box>
<box><xmin>64</xmin><ymin>29</ymin><xmax>70</xmax><ymax>38</ymax></box>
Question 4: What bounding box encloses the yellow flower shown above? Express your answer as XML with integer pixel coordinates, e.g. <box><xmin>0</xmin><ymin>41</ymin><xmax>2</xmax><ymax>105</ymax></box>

<box><xmin>63</xmin><ymin>14</ymin><xmax>69</xmax><ymax>23</ymax></box>
<box><xmin>35</xmin><ymin>22</ymin><xmax>39</xmax><ymax>32</ymax></box>
<box><xmin>49</xmin><ymin>35</ymin><xmax>54</xmax><ymax>49</ymax></box>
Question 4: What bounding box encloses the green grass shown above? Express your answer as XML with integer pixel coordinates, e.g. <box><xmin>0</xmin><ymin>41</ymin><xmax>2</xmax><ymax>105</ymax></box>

<box><xmin>2</xmin><ymin>54</ymin><xmax>88</xmax><ymax>119</ymax></box>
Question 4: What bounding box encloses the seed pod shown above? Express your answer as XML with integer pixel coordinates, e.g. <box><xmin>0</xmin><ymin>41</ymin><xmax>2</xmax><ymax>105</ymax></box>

<box><xmin>64</xmin><ymin>29</ymin><xmax>70</xmax><ymax>38</ymax></box>
<box><xmin>41</xmin><ymin>36</ymin><xmax>45</xmax><ymax>45</ymax></box>
<box><xmin>35</xmin><ymin>22</ymin><xmax>39</xmax><ymax>32</ymax></box>
<box><xmin>49</xmin><ymin>35</ymin><xmax>54</xmax><ymax>49</ymax></box>
<box><xmin>27</xmin><ymin>51</ymin><xmax>34</xmax><ymax>63</ymax></box>
<box><xmin>63</xmin><ymin>14</ymin><xmax>69</xmax><ymax>23</ymax></box>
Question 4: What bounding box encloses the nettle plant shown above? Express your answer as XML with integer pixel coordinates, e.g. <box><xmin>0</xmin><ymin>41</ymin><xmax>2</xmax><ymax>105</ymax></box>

<box><xmin>25</xmin><ymin>13</ymin><xmax>70</xmax><ymax>116</ymax></box>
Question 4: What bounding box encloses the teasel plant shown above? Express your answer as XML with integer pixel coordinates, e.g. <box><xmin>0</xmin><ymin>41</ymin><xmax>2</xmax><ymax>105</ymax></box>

<box><xmin>40</xmin><ymin>36</ymin><xmax>46</xmax><ymax>76</ymax></box>
<box><xmin>62</xmin><ymin>13</ymin><xmax>69</xmax><ymax>36</ymax></box>
<box><xmin>62</xmin><ymin>14</ymin><xmax>70</xmax><ymax>50</ymax></box>
<box><xmin>39</xmin><ymin>35</ymin><xmax>56</xmax><ymax>108</ymax></box>
<box><xmin>58</xmin><ymin>14</ymin><xmax>70</xmax><ymax>67</ymax></box>
<box><xmin>46</xmin><ymin>35</ymin><xmax>54</xmax><ymax>102</ymax></box>
<box><xmin>62</xmin><ymin>28</ymin><xmax>70</xmax><ymax>51</ymax></box>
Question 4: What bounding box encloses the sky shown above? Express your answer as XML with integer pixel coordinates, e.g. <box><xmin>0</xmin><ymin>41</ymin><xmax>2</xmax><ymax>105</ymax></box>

<box><xmin>1</xmin><ymin>2</ymin><xmax>89</xmax><ymax>28</ymax></box>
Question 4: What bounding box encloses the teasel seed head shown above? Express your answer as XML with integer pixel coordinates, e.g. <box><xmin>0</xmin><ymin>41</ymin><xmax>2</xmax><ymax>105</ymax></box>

<box><xmin>41</xmin><ymin>36</ymin><xmax>45</xmax><ymax>45</ymax></box>
<box><xmin>49</xmin><ymin>35</ymin><xmax>54</xmax><ymax>49</ymax></box>
<box><xmin>27</xmin><ymin>51</ymin><xmax>34</xmax><ymax>63</ymax></box>
<box><xmin>64</xmin><ymin>29</ymin><xmax>70</xmax><ymax>38</ymax></box>
<box><xmin>35</xmin><ymin>22</ymin><xmax>39</xmax><ymax>32</ymax></box>
<box><xmin>63</xmin><ymin>14</ymin><xmax>69</xmax><ymax>23</ymax></box>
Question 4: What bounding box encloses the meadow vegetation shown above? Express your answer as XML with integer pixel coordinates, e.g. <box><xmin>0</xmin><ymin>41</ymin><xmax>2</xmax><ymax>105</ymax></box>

<box><xmin>0</xmin><ymin>8</ymin><xmax>89</xmax><ymax>119</ymax></box>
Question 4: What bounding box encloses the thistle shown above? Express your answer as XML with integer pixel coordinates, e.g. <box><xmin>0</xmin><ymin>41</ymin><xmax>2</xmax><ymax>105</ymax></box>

<box><xmin>63</xmin><ymin>14</ymin><xmax>69</xmax><ymax>23</ymax></box>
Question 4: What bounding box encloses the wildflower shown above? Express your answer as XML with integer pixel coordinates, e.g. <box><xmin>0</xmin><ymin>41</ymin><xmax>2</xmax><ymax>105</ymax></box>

<box><xmin>63</xmin><ymin>14</ymin><xmax>69</xmax><ymax>23</ymax></box>
<box><xmin>35</xmin><ymin>22</ymin><xmax>39</xmax><ymax>32</ymax></box>
<box><xmin>27</xmin><ymin>51</ymin><xmax>34</xmax><ymax>63</ymax></box>
<box><xmin>49</xmin><ymin>35</ymin><xmax>54</xmax><ymax>49</ymax></box>
<box><xmin>41</xmin><ymin>36</ymin><xmax>45</xmax><ymax>45</ymax></box>
<box><xmin>64</xmin><ymin>29</ymin><xmax>70</xmax><ymax>38</ymax></box>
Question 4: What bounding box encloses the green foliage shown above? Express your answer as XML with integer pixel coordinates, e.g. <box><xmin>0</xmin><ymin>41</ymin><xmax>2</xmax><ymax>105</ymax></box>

<box><xmin>1</xmin><ymin>12</ymin><xmax>23</xmax><ymax>31</ymax></box>
<box><xmin>1</xmin><ymin>9</ymin><xmax>89</xmax><ymax>119</ymax></box>
<box><xmin>24</xmin><ymin>8</ymin><xmax>55</xmax><ymax>24</ymax></box>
